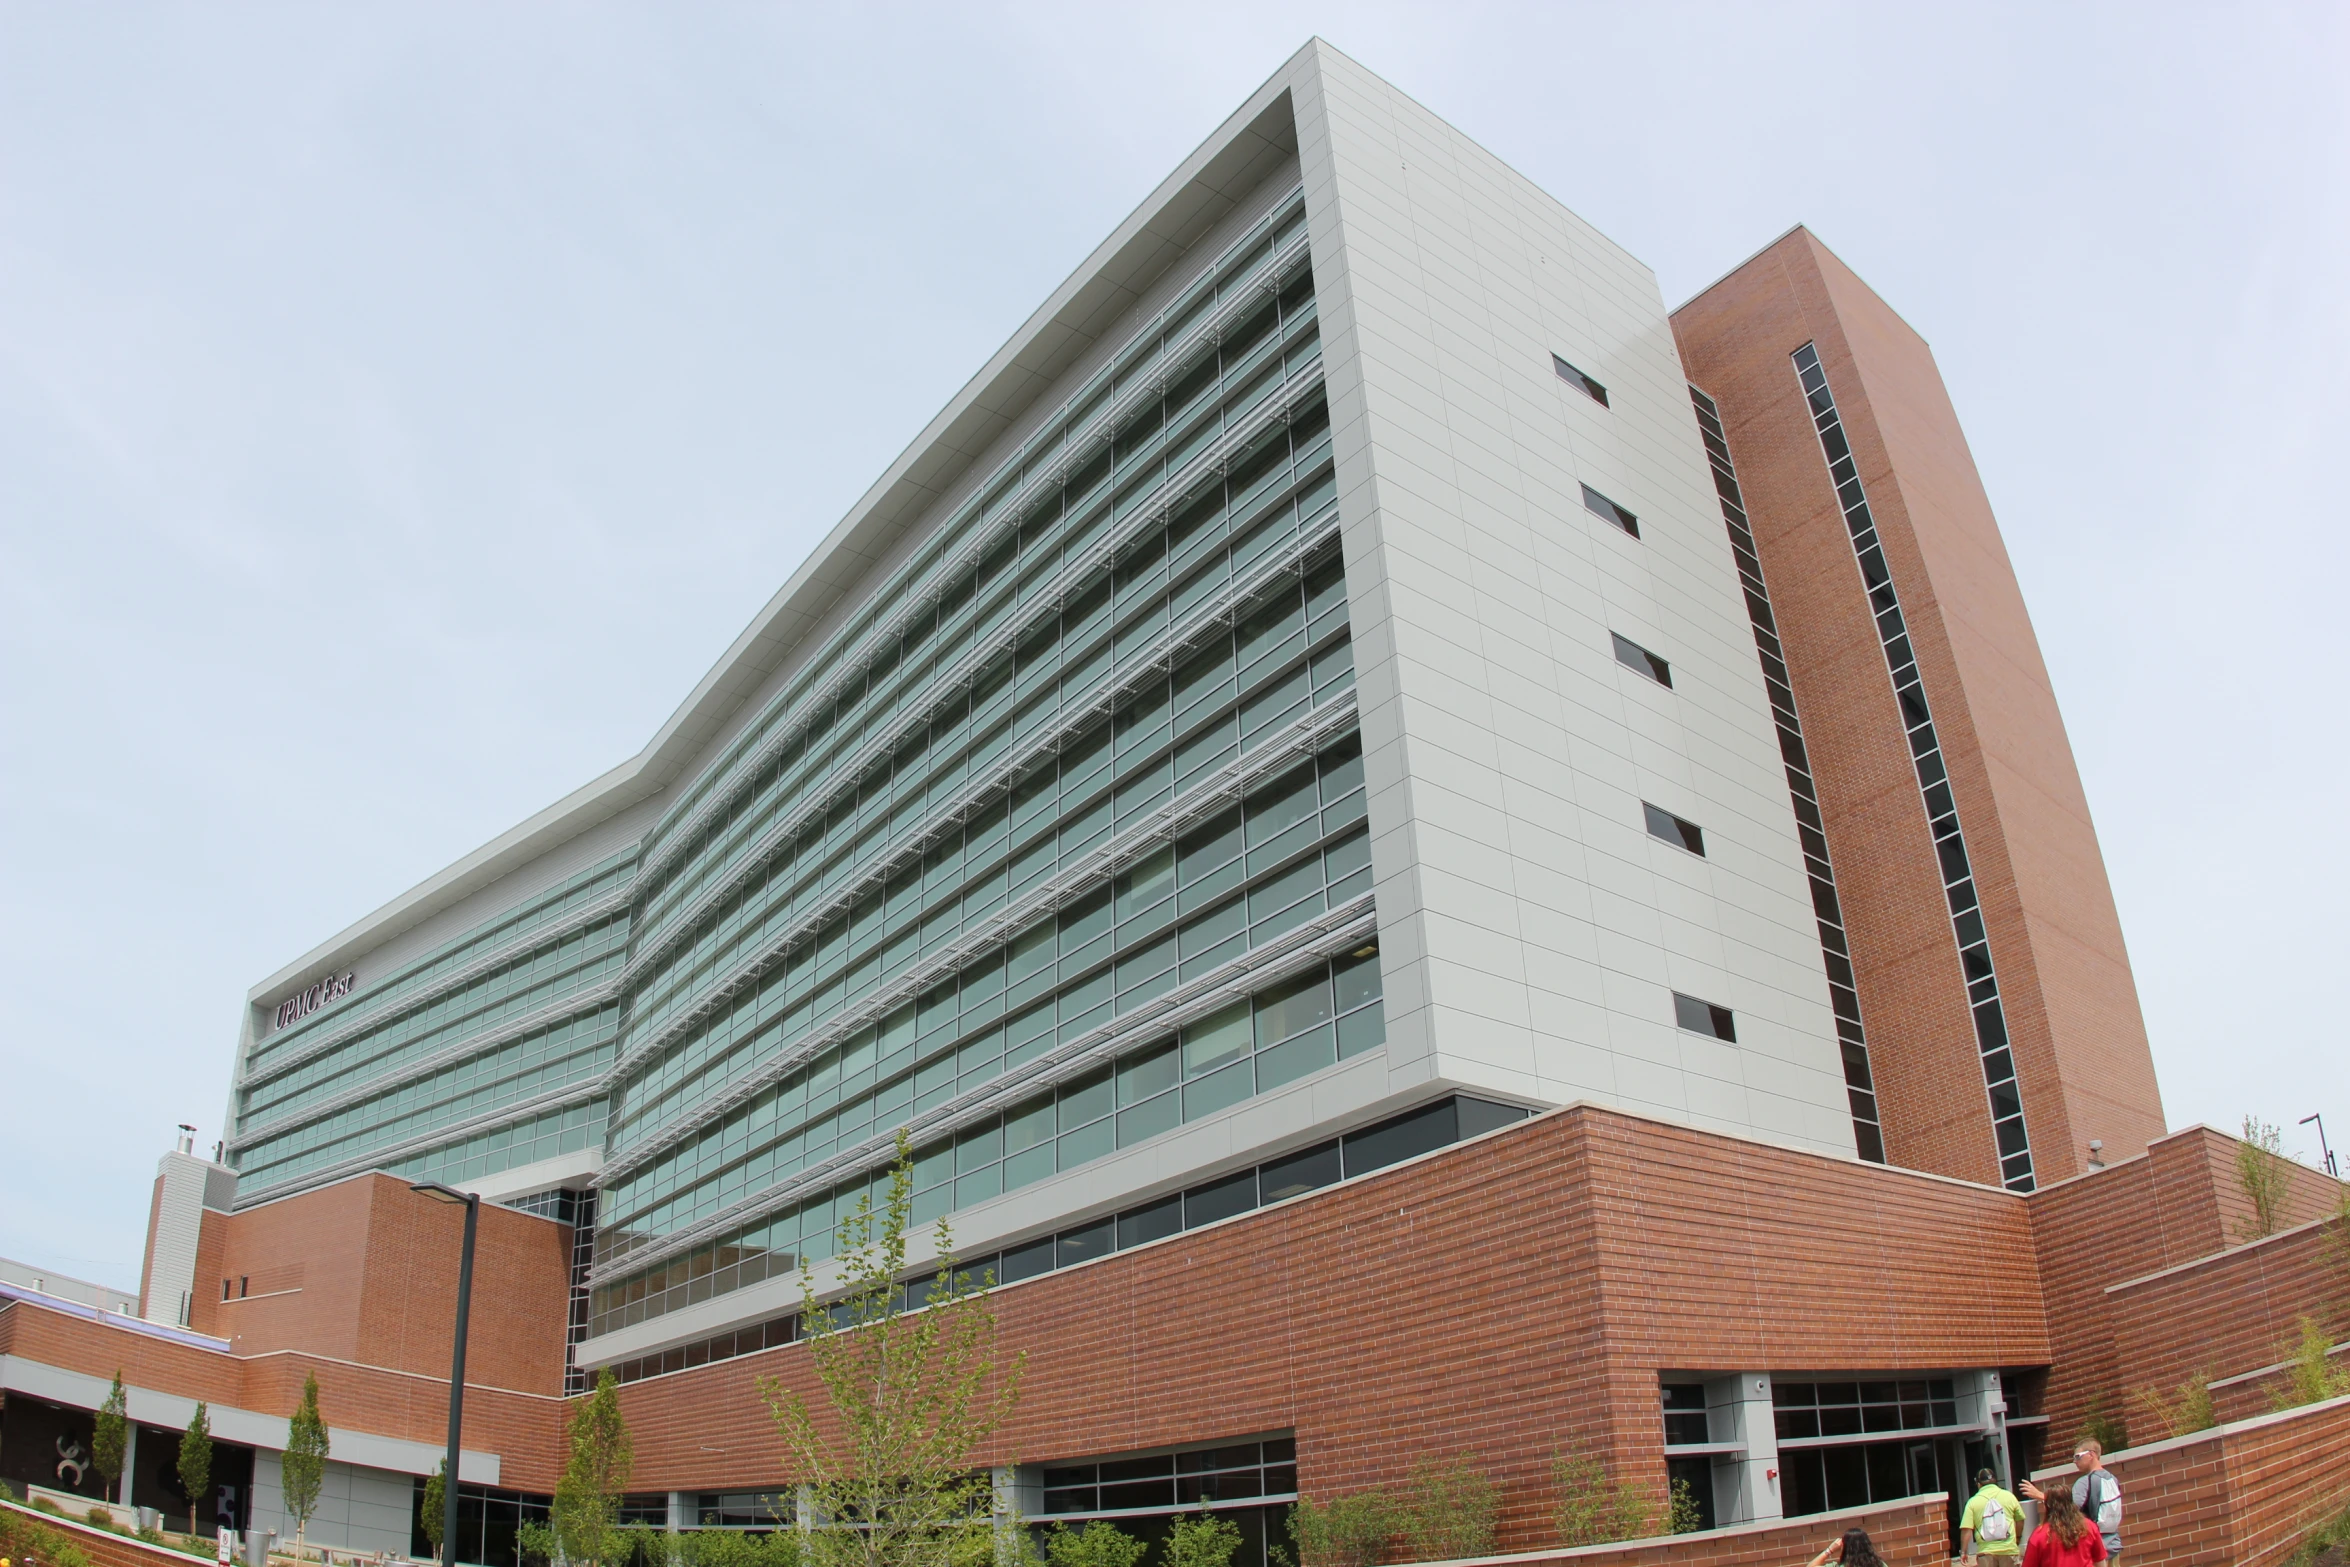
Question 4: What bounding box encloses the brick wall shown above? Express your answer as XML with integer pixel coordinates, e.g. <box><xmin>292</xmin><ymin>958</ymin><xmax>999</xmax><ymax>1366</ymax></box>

<box><xmin>2110</xmin><ymin>1214</ymin><xmax>2349</xmax><ymax>1420</ymax></box>
<box><xmin>2035</xmin><ymin>1392</ymin><xmax>2350</xmax><ymax>1566</ymax></box>
<box><xmin>0</xmin><ymin>1296</ymin><xmax>568</xmax><ymax>1491</ymax></box>
<box><xmin>1671</xmin><ymin>229</ymin><xmax>2166</xmax><ymax>1188</ymax></box>
<box><xmin>2028</xmin><ymin>1128</ymin><xmax>2347</xmax><ymax>1440</ymax></box>
<box><xmin>615</xmin><ymin>1106</ymin><xmax>2049</xmax><ymax>1549</ymax></box>
<box><xmin>188</xmin><ymin>1174</ymin><xmax>571</xmax><ymax>1396</ymax></box>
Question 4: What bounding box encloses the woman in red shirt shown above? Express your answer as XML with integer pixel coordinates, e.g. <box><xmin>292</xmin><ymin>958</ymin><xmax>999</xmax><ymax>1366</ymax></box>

<box><xmin>2022</xmin><ymin>1489</ymin><xmax>2108</xmax><ymax>1567</ymax></box>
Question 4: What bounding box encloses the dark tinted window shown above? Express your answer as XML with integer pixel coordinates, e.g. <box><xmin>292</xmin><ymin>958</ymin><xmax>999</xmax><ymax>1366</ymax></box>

<box><xmin>1259</xmin><ymin>1140</ymin><xmax>1341</xmax><ymax>1202</ymax></box>
<box><xmin>1183</xmin><ymin>1169</ymin><xmax>1258</xmax><ymax>1228</ymax></box>
<box><xmin>1673</xmin><ymin>992</ymin><xmax>1737</xmax><ymax>1042</ymax></box>
<box><xmin>1552</xmin><ymin>353</ymin><xmax>1610</xmax><ymax>406</ymax></box>
<box><xmin>1644</xmin><ymin>803</ymin><xmax>1706</xmax><ymax>857</ymax></box>
<box><xmin>1611</xmin><ymin>632</ymin><xmax>1672</xmax><ymax>687</ymax></box>
<box><xmin>1581</xmin><ymin>483</ymin><xmax>1639</xmax><ymax>537</ymax></box>
<box><xmin>1341</xmin><ymin>1098</ymin><xmax>1457</xmax><ymax>1175</ymax></box>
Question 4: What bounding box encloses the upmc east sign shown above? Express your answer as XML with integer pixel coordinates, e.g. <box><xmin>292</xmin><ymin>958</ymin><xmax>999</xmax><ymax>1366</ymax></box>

<box><xmin>275</xmin><ymin>971</ymin><xmax>355</xmax><ymax>1030</ymax></box>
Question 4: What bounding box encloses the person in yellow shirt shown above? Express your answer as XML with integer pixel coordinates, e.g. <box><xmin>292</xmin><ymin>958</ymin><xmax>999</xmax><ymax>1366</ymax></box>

<box><xmin>1962</xmin><ymin>1468</ymin><xmax>2028</xmax><ymax>1562</ymax></box>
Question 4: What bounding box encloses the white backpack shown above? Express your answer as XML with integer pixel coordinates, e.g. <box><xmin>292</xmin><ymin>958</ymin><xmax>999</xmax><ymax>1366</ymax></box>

<box><xmin>1976</xmin><ymin>1492</ymin><xmax>2013</xmax><ymax>1544</ymax></box>
<box><xmin>2084</xmin><ymin>1472</ymin><xmax>2123</xmax><ymax>1536</ymax></box>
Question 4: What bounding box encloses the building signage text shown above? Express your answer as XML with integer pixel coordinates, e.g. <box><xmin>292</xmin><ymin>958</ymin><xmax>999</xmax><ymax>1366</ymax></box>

<box><xmin>275</xmin><ymin>971</ymin><xmax>355</xmax><ymax>1030</ymax></box>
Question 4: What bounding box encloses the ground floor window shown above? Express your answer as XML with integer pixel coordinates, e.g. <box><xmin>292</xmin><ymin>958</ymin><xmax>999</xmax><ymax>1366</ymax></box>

<box><xmin>411</xmin><ymin>1477</ymin><xmax>550</xmax><ymax>1567</ymax></box>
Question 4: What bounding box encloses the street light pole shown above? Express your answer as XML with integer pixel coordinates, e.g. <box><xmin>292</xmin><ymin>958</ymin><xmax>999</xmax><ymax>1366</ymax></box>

<box><xmin>2303</xmin><ymin>1114</ymin><xmax>2339</xmax><ymax>1179</ymax></box>
<box><xmin>412</xmin><ymin>1182</ymin><xmax>480</xmax><ymax>1567</ymax></box>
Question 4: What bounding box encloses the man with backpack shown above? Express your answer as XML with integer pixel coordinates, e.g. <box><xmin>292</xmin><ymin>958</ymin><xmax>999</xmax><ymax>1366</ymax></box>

<box><xmin>2024</xmin><ymin>1441</ymin><xmax>2124</xmax><ymax>1558</ymax></box>
<box><xmin>1961</xmin><ymin>1467</ymin><xmax>2026</xmax><ymax>1563</ymax></box>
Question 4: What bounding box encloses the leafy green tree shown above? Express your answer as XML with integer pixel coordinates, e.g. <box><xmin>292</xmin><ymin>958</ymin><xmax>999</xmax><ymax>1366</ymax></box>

<box><xmin>421</xmin><ymin>1459</ymin><xmax>447</xmax><ymax>1559</ymax></box>
<box><xmin>1289</xmin><ymin>1492</ymin><xmax>1394</xmax><ymax>1567</ymax></box>
<box><xmin>1164</xmin><ymin>1512</ymin><xmax>1243</xmax><ymax>1567</ymax></box>
<box><xmin>760</xmin><ymin>1131</ymin><xmax>1025</xmax><ymax>1567</ymax></box>
<box><xmin>178</xmin><ymin>1402</ymin><xmax>215</xmax><ymax>1536</ymax></box>
<box><xmin>283</xmin><ymin>1372</ymin><xmax>331</xmax><ymax>1555</ymax></box>
<box><xmin>1550</xmin><ymin>1449</ymin><xmax>1651</xmax><ymax>1548</ymax></box>
<box><xmin>551</xmin><ymin>1370</ymin><xmax>636</xmax><ymax>1567</ymax></box>
<box><xmin>1395</xmin><ymin>1457</ymin><xmax>1496</xmax><ymax>1562</ymax></box>
<box><xmin>93</xmin><ymin>1372</ymin><xmax>129</xmax><ymax>1505</ymax></box>
<box><xmin>1041</xmin><ymin>1520</ymin><xmax>1145</xmax><ymax>1567</ymax></box>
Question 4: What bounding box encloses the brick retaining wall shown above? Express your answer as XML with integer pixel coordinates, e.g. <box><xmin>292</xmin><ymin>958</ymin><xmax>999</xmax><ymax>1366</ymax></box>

<box><xmin>2033</xmin><ymin>1391</ymin><xmax>2350</xmax><ymax>1566</ymax></box>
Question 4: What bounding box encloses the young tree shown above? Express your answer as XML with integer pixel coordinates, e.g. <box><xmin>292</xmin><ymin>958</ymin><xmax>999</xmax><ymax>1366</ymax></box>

<box><xmin>1041</xmin><ymin>1520</ymin><xmax>1145</xmax><ymax>1567</ymax></box>
<box><xmin>551</xmin><ymin>1370</ymin><xmax>636</xmax><ymax>1567</ymax></box>
<box><xmin>1396</xmin><ymin>1457</ymin><xmax>1496</xmax><ymax>1562</ymax></box>
<box><xmin>2131</xmin><ymin>1372</ymin><xmax>2217</xmax><ymax>1440</ymax></box>
<box><xmin>2268</xmin><ymin>1315</ymin><xmax>2350</xmax><ymax>1412</ymax></box>
<box><xmin>1664</xmin><ymin>1479</ymin><xmax>1703</xmax><ymax>1536</ymax></box>
<box><xmin>421</xmin><ymin>1459</ymin><xmax>447</xmax><ymax>1560</ymax></box>
<box><xmin>1289</xmin><ymin>1492</ymin><xmax>1394</xmax><ymax>1567</ymax></box>
<box><xmin>2237</xmin><ymin>1117</ymin><xmax>2292</xmax><ymax>1240</ymax></box>
<box><xmin>1550</xmin><ymin>1449</ymin><xmax>1651</xmax><ymax>1548</ymax></box>
<box><xmin>93</xmin><ymin>1372</ymin><xmax>129</xmax><ymax>1506</ymax></box>
<box><xmin>178</xmin><ymin>1402</ymin><xmax>215</xmax><ymax>1537</ymax></box>
<box><xmin>1164</xmin><ymin>1512</ymin><xmax>1242</xmax><ymax>1567</ymax></box>
<box><xmin>761</xmin><ymin>1131</ymin><xmax>1025</xmax><ymax>1567</ymax></box>
<box><xmin>283</xmin><ymin>1372</ymin><xmax>332</xmax><ymax>1557</ymax></box>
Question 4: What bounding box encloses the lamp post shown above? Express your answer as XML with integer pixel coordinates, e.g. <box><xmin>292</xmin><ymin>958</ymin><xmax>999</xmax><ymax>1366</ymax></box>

<box><xmin>2303</xmin><ymin>1114</ymin><xmax>2339</xmax><ymax>1179</ymax></box>
<box><xmin>411</xmin><ymin>1181</ymin><xmax>479</xmax><ymax>1567</ymax></box>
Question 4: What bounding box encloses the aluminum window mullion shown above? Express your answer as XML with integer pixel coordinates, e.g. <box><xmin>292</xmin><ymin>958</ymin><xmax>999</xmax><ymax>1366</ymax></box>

<box><xmin>640</xmin><ymin>218</ymin><xmax>1312</xmax><ymax>882</ymax></box>
<box><xmin>608</xmin><ymin>511</ymin><xmax>1344</xmax><ymax>1107</ymax></box>
<box><xmin>629</xmin><ymin>357</ymin><xmax>1328</xmax><ymax>968</ymax></box>
<box><xmin>588</xmin><ymin>895</ymin><xmax>1376</xmax><ymax>1289</ymax></box>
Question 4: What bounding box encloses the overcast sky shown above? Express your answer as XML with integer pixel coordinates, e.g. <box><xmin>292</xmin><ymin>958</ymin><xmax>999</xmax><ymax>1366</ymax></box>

<box><xmin>4</xmin><ymin>3</ymin><xmax>2345</xmax><ymax>1290</ymax></box>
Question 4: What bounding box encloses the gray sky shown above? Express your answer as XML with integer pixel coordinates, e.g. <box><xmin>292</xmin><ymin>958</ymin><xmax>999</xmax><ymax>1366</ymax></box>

<box><xmin>4</xmin><ymin>3</ymin><xmax>2345</xmax><ymax>1290</ymax></box>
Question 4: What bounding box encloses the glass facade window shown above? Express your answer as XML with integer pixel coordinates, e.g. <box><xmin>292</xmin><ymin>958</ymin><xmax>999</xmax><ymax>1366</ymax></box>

<box><xmin>229</xmin><ymin>854</ymin><xmax>634</xmax><ymax>1201</ymax></box>
<box><xmin>1661</xmin><ymin>1382</ymin><xmax>1710</xmax><ymax>1447</ymax></box>
<box><xmin>587</xmin><ymin>1094</ymin><xmax>1527</xmax><ymax>1372</ymax></box>
<box><xmin>1771</xmin><ymin>1379</ymin><xmax>1960</xmax><ymax>1441</ymax></box>
<box><xmin>1042</xmin><ymin>1437</ymin><xmax>1297</xmax><ymax>1516</ymax></box>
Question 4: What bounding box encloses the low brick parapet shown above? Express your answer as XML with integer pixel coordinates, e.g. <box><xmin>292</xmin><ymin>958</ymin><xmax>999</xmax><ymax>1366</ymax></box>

<box><xmin>2</xmin><ymin>1502</ymin><xmax>215</xmax><ymax>1567</ymax></box>
<box><xmin>1406</xmin><ymin>1497</ymin><xmax>1948</xmax><ymax>1566</ymax></box>
<box><xmin>2033</xmin><ymin>1391</ymin><xmax>2350</xmax><ymax>1565</ymax></box>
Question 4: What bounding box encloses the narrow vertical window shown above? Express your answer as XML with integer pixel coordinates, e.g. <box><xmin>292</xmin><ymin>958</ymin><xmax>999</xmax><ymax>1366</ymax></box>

<box><xmin>1687</xmin><ymin>383</ymin><xmax>1885</xmax><ymax>1165</ymax></box>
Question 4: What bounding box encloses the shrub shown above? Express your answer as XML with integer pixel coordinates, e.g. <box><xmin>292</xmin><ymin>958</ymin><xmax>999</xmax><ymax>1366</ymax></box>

<box><xmin>2076</xmin><ymin>1396</ymin><xmax>2129</xmax><ymax>1456</ymax></box>
<box><xmin>2270</xmin><ymin>1315</ymin><xmax>2350</xmax><ymax>1412</ymax></box>
<box><xmin>1394</xmin><ymin>1457</ymin><xmax>1496</xmax><ymax>1562</ymax></box>
<box><xmin>1166</xmin><ymin>1511</ymin><xmax>1243</xmax><ymax>1567</ymax></box>
<box><xmin>1551</xmin><ymin>1450</ymin><xmax>1653</xmax><ymax>1548</ymax></box>
<box><xmin>1665</xmin><ymin>1478</ymin><xmax>1703</xmax><ymax>1536</ymax></box>
<box><xmin>88</xmin><ymin>1505</ymin><xmax>117</xmax><ymax>1528</ymax></box>
<box><xmin>1289</xmin><ymin>1492</ymin><xmax>1396</xmax><ymax>1567</ymax></box>
<box><xmin>1043</xmin><ymin>1520</ymin><xmax>1146</xmax><ymax>1567</ymax></box>
<box><xmin>2131</xmin><ymin>1372</ymin><xmax>2218</xmax><ymax>1439</ymax></box>
<box><xmin>2289</xmin><ymin>1491</ymin><xmax>2350</xmax><ymax>1566</ymax></box>
<box><xmin>1</xmin><ymin>1503</ymin><xmax>97</xmax><ymax>1567</ymax></box>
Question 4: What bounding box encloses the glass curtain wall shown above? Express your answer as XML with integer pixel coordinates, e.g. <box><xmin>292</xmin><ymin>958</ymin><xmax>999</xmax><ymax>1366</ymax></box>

<box><xmin>584</xmin><ymin>190</ymin><xmax>1374</xmax><ymax>1340</ymax></box>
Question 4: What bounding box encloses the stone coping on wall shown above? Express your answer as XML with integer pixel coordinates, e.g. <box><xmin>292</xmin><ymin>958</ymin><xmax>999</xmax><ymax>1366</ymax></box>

<box><xmin>2099</xmin><ymin>1209</ymin><xmax>2346</xmax><ymax>1297</ymax></box>
<box><xmin>2031</xmin><ymin>1389</ymin><xmax>2350</xmax><ymax>1479</ymax></box>
<box><xmin>1392</xmin><ymin>1495</ymin><xmax>1949</xmax><ymax>1566</ymax></box>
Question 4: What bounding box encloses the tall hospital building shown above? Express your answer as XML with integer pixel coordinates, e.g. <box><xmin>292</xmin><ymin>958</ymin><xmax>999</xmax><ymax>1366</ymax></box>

<box><xmin>5</xmin><ymin>41</ymin><xmax>2340</xmax><ymax>1567</ymax></box>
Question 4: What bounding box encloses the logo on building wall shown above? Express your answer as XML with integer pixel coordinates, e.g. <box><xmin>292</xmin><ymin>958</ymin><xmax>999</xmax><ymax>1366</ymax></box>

<box><xmin>275</xmin><ymin>971</ymin><xmax>355</xmax><ymax>1030</ymax></box>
